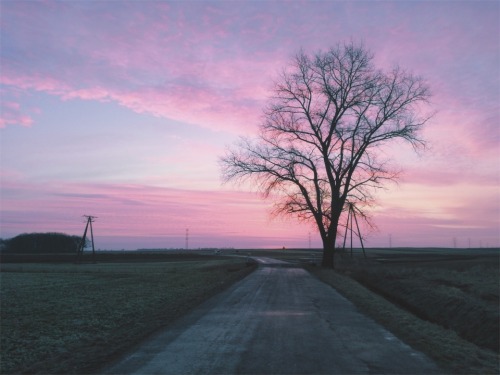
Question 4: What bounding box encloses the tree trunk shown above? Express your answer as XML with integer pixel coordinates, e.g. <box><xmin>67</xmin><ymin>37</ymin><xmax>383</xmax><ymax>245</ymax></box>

<box><xmin>321</xmin><ymin>244</ymin><xmax>335</xmax><ymax>268</ymax></box>
<box><xmin>321</xmin><ymin>213</ymin><xmax>341</xmax><ymax>268</ymax></box>
<box><xmin>321</xmin><ymin>231</ymin><xmax>337</xmax><ymax>268</ymax></box>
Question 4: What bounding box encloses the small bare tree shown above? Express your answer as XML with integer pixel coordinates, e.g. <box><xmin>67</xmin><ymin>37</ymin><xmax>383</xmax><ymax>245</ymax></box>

<box><xmin>221</xmin><ymin>42</ymin><xmax>431</xmax><ymax>268</ymax></box>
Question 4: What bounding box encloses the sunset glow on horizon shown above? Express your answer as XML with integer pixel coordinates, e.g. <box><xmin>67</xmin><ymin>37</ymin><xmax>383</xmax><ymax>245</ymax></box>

<box><xmin>1</xmin><ymin>1</ymin><xmax>499</xmax><ymax>250</ymax></box>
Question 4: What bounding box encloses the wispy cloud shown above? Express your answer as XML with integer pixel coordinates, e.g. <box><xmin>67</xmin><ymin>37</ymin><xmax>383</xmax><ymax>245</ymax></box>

<box><xmin>0</xmin><ymin>179</ymin><xmax>311</xmax><ymax>248</ymax></box>
<box><xmin>0</xmin><ymin>100</ymin><xmax>33</xmax><ymax>128</ymax></box>
<box><xmin>1</xmin><ymin>1</ymin><xmax>288</xmax><ymax>132</ymax></box>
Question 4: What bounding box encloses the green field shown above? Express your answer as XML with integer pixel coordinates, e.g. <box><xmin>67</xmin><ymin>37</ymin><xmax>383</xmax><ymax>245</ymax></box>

<box><xmin>0</xmin><ymin>255</ymin><xmax>255</xmax><ymax>374</ymax></box>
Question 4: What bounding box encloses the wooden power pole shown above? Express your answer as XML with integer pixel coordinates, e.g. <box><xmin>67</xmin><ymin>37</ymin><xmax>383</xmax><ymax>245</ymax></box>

<box><xmin>76</xmin><ymin>215</ymin><xmax>97</xmax><ymax>263</ymax></box>
<box><xmin>342</xmin><ymin>203</ymin><xmax>366</xmax><ymax>259</ymax></box>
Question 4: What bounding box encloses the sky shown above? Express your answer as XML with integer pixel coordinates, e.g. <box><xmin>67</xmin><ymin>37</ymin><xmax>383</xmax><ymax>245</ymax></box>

<box><xmin>1</xmin><ymin>0</ymin><xmax>499</xmax><ymax>250</ymax></box>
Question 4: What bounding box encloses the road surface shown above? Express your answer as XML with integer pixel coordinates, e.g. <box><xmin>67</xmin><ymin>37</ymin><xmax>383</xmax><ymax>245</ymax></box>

<box><xmin>102</xmin><ymin>257</ymin><xmax>440</xmax><ymax>374</ymax></box>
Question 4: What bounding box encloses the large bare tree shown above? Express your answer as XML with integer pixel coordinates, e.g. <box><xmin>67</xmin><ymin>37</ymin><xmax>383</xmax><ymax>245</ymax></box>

<box><xmin>221</xmin><ymin>42</ymin><xmax>431</xmax><ymax>268</ymax></box>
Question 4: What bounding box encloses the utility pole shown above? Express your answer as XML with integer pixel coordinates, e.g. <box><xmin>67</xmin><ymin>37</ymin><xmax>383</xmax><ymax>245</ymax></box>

<box><xmin>389</xmin><ymin>234</ymin><xmax>392</xmax><ymax>249</ymax></box>
<box><xmin>308</xmin><ymin>232</ymin><xmax>311</xmax><ymax>249</ymax></box>
<box><xmin>341</xmin><ymin>203</ymin><xmax>366</xmax><ymax>258</ymax></box>
<box><xmin>76</xmin><ymin>215</ymin><xmax>97</xmax><ymax>263</ymax></box>
<box><xmin>185</xmin><ymin>228</ymin><xmax>189</xmax><ymax>250</ymax></box>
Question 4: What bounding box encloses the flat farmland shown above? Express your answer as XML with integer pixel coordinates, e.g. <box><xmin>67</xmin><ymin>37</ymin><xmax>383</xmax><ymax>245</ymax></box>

<box><xmin>0</xmin><ymin>255</ymin><xmax>256</xmax><ymax>374</ymax></box>
<box><xmin>307</xmin><ymin>248</ymin><xmax>500</xmax><ymax>374</ymax></box>
<box><xmin>2</xmin><ymin>248</ymin><xmax>498</xmax><ymax>374</ymax></box>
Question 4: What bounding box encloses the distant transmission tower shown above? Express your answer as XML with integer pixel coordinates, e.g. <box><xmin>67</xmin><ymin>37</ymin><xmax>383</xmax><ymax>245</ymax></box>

<box><xmin>76</xmin><ymin>215</ymin><xmax>97</xmax><ymax>263</ymax></box>
<box><xmin>185</xmin><ymin>228</ymin><xmax>189</xmax><ymax>250</ymax></box>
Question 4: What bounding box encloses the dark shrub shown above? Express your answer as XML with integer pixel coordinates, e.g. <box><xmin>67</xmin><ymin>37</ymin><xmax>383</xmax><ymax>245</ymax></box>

<box><xmin>3</xmin><ymin>233</ymin><xmax>80</xmax><ymax>253</ymax></box>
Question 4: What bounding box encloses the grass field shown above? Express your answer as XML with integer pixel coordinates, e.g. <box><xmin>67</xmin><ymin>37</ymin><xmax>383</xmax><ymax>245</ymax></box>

<box><xmin>306</xmin><ymin>248</ymin><xmax>500</xmax><ymax>375</ymax></box>
<box><xmin>0</xmin><ymin>255</ymin><xmax>256</xmax><ymax>374</ymax></box>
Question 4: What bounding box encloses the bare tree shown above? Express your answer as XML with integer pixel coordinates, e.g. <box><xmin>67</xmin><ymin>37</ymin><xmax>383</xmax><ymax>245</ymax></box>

<box><xmin>221</xmin><ymin>42</ymin><xmax>431</xmax><ymax>268</ymax></box>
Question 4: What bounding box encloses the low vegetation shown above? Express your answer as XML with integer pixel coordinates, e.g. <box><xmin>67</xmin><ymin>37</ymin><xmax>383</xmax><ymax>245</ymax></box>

<box><xmin>306</xmin><ymin>250</ymin><xmax>499</xmax><ymax>374</ymax></box>
<box><xmin>1</xmin><ymin>232</ymin><xmax>80</xmax><ymax>254</ymax></box>
<box><xmin>0</xmin><ymin>255</ymin><xmax>256</xmax><ymax>374</ymax></box>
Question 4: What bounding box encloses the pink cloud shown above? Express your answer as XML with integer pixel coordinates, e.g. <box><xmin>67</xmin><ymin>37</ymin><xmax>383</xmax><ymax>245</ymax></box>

<box><xmin>367</xmin><ymin>205</ymin><xmax>499</xmax><ymax>249</ymax></box>
<box><xmin>425</xmin><ymin>103</ymin><xmax>499</xmax><ymax>158</ymax></box>
<box><xmin>0</xmin><ymin>99</ymin><xmax>34</xmax><ymax>128</ymax></box>
<box><xmin>0</xmin><ymin>180</ymin><xmax>312</xmax><ymax>249</ymax></box>
<box><xmin>400</xmin><ymin>166</ymin><xmax>498</xmax><ymax>187</ymax></box>
<box><xmin>0</xmin><ymin>61</ymin><xmax>270</xmax><ymax>133</ymax></box>
<box><xmin>3</xmin><ymin>1</ymin><xmax>496</xmax><ymax>138</ymax></box>
<box><xmin>362</xmin><ymin>179</ymin><xmax>500</xmax><ymax>248</ymax></box>
<box><xmin>0</xmin><ymin>2</ymin><xmax>293</xmax><ymax>132</ymax></box>
<box><xmin>2</xmin><ymin>172</ymin><xmax>498</xmax><ymax>249</ymax></box>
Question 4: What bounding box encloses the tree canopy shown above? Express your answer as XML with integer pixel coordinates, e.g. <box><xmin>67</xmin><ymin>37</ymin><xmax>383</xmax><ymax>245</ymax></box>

<box><xmin>221</xmin><ymin>42</ymin><xmax>431</xmax><ymax>268</ymax></box>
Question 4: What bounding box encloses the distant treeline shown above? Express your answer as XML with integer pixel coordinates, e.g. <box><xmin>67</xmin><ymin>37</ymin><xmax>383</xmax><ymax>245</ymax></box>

<box><xmin>1</xmin><ymin>233</ymin><xmax>81</xmax><ymax>254</ymax></box>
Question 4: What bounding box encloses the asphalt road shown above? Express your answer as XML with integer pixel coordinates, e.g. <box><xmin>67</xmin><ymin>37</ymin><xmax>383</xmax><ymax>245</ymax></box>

<box><xmin>102</xmin><ymin>257</ymin><xmax>440</xmax><ymax>375</ymax></box>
